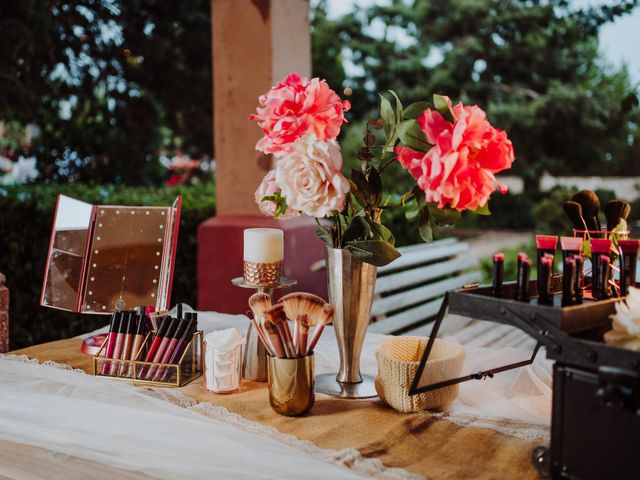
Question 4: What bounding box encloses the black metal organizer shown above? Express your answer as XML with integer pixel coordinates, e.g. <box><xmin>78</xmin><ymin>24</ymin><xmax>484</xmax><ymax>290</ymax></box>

<box><xmin>410</xmin><ymin>277</ymin><xmax>640</xmax><ymax>480</ymax></box>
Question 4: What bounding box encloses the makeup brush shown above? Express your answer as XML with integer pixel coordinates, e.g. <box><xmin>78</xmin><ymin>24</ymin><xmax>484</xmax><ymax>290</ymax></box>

<box><xmin>604</xmin><ymin>199</ymin><xmax>631</xmax><ymax>233</ymax></box>
<box><xmin>262</xmin><ymin>306</ymin><xmax>287</xmax><ymax>358</ymax></box>
<box><xmin>296</xmin><ymin>314</ymin><xmax>310</xmax><ymax>357</ymax></box>
<box><xmin>246</xmin><ymin>310</ymin><xmax>274</xmax><ymax>356</ymax></box>
<box><xmin>264</xmin><ymin>304</ymin><xmax>294</xmax><ymax>358</ymax></box>
<box><xmin>563</xmin><ymin>201</ymin><xmax>589</xmax><ymax>233</ymax></box>
<box><xmin>306</xmin><ymin>304</ymin><xmax>335</xmax><ymax>355</ymax></box>
<box><xmin>248</xmin><ymin>292</ymin><xmax>272</xmax><ymax>319</ymax></box>
<box><xmin>571</xmin><ymin>190</ymin><xmax>601</xmax><ymax>235</ymax></box>
<box><xmin>280</xmin><ymin>292</ymin><xmax>326</xmax><ymax>326</ymax></box>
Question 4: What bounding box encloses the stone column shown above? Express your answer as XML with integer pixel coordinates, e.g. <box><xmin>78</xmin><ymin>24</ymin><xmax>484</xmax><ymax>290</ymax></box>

<box><xmin>0</xmin><ymin>273</ymin><xmax>9</xmax><ymax>353</ymax></box>
<box><xmin>198</xmin><ymin>0</ymin><xmax>326</xmax><ymax>312</ymax></box>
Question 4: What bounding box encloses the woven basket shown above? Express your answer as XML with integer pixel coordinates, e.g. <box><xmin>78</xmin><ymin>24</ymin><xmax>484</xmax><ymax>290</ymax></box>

<box><xmin>375</xmin><ymin>336</ymin><xmax>465</xmax><ymax>413</ymax></box>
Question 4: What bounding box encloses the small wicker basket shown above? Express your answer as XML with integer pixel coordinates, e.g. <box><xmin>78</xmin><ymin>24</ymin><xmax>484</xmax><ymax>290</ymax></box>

<box><xmin>375</xmin><ymin>336</ymin><xmax>465</xmax><ymax>413</ymax></box>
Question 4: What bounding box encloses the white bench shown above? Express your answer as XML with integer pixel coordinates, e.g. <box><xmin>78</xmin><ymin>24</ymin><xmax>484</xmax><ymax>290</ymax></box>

<box><xmin>368</xmin><ymin>238</ymin><xmax>482</xmax><ymax>335</ymax></box>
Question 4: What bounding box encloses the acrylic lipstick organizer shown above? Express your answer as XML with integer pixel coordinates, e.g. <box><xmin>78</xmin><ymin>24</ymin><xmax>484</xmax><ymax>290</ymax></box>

<box><xmin>92</xmin><ymin>330</ymin><xmax>203</xmax><ymax>387</ymax></box>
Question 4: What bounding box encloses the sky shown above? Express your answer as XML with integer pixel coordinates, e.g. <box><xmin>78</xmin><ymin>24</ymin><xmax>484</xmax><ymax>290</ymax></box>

<box><xmin>324</xmin><ymin>0</ymin><xmax>640</xmax><ymax>88</ymax></box>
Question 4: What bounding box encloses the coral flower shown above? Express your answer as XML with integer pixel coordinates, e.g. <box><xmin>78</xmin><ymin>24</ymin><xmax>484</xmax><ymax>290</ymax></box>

<box><xmin>396</xmin><ymin>96</ymin><xmax>514</xmax><ymax>212</ymax></box>
<box><xmin>250</xmin><ymin>73</ymin><xmax>350</xmax><ymax>155</ymax></box>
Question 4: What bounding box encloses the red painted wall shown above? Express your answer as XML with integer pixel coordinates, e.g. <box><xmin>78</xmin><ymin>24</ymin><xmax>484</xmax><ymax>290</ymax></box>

<box><xmin>197</xmin><ymin>215</ymin><xmax>327</xmax><ymax>314</ymax></box>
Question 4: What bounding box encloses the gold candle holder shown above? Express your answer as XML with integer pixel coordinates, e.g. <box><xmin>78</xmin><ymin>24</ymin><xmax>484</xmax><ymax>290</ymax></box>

<box><xmin>267</xmin><ymin>353</ymin><xmax>315</xmax><ymax>416</ymax></box>
<box><xmin>243</xmin><ymin>260</ymin><xmax>283</xmax><ymax>287</ymax></box>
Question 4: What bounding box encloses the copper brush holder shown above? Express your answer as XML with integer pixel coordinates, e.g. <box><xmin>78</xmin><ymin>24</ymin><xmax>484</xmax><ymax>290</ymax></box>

<box><xmin>267</xmin><ymin>353</ymin><xmax>315</xmax><ymax>416</ymax></box>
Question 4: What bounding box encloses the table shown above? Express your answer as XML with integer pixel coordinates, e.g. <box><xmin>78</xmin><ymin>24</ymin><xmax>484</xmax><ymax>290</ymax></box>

<box><xmin>3</xmin><ymin>313</ymin><xmax>548</xmax><ymax>479</ymax></box>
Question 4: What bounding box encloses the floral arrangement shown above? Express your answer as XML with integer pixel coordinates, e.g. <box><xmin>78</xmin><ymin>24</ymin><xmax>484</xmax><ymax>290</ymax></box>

<box><xmin>250</xmin><ymin>73</ymin><xmax>514</xmax><ymax>266</ymax></box>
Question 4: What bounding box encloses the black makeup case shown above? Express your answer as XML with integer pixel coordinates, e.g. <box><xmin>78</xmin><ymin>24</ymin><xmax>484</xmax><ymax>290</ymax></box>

<box><xmin>411</xmin><ymin>279</ymin><xmax>640</xmax><ymax>479</ymax></box>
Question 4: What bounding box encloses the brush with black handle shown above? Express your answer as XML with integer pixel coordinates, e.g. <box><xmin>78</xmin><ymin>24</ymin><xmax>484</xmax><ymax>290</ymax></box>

<box><xmin>563</xmin><ymin>201</ymin><xmax>589</xmax><ymax>233</ymax></box>
<box><xmin>604</xmin><ymin>199</ymin><xmax>631</xmax><ymax>233</ymax></box>
<box><xmin>571</xmin><ymin>190</ymin><xmax>601</xmax><ymax>237</ymax></box>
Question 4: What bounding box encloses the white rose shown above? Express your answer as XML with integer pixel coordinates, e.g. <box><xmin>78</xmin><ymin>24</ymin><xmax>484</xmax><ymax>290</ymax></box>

<box><xmin>275</xmin><ymin>134</ymin><xmax>350</xmax><ymax>218</ymax></box>
<box><xmin>254</xmin><ymin>169</ymin><xmax>299</xmax><ymax>219</ymax></box>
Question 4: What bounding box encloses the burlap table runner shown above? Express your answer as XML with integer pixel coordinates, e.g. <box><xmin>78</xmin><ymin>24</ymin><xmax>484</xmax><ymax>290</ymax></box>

<box><xmin>11</xmin><ymin>338</ymin><xmax>545</xmax><ymax>480</ymax></box>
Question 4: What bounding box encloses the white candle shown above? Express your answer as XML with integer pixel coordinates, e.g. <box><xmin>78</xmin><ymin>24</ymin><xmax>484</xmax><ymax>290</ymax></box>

<box><xmin>243</xmin><ymin>228</ymin><xmax>284</xmax><ymax>264</ymax></box>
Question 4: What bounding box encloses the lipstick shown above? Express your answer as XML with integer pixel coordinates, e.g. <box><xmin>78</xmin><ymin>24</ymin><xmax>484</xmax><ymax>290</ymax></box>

<box><xmin>139</xmin><ymin>316</ymin><xmax>172</xmax><ymax>378</ymax></box>
<box><xmin>515</xmin><ymin>253</ymin><xmax>531</xmax><ymax>302</ymax></box>
<box><xmin>560</xmin><ymin>236</ymin><xmax>583</xmax><ymax>261</ymax></box>
<box><xmin>538</xmin><ymin>254</ymin><xmax>554</xmax><ymax>305</ymax></box>
<box><xmin>492</xmin><ymin>252</ymin><xmax>504</xmax><ymax>297</ymax></box>
<box><xmin>117</xmin><ymin>312</ymin><xmax>136</xmax><ymax>376</ymax></box>
<box><xmin>618</xmin><ymin>239</ymin><xmax>639</xmax><ymax>296</ymax></box>
<box><xmin>595</xmin><ymin>254</ymin><xmax>612</xmax><ymax>300</ymax></box>
<box><xmin>101</xmin><ymin>312</ymin><xmax>122</xmax><ymax>374</ymax></box>
<box><xmin>153</xmin><ymin>318</ymin><xmax>190</xmax><ymax>380</ymax></box>
<box><xmin>160</xmin><ymin>318</ymin><xmax>197</xmax><ymax>381</ymax></box>
<box><xmin>126</xmin><ymin>314</ymin><xmax>147</xmax><ymax>376</ymax></box>
<box><xmin>574</xmin><ymin>255</ymin><xmax>584</xmax><ymax>304</ymax></box>
<box><xmin>109</xmin><ymin>313</ymin><xmax>128</xmax><ymax>375</ymax></box>
<box><xmin>590</xmin><ymin>238</ymin><xmax>611</xmax><ymax>300</ymax></box>
<box><xmin>562</xmin><ymin>257</ymin><xmax>576</xmax><ymax>306</ymax></box>
<box><xmin>536</xmin><ymin>235</ymin><xmax>557</xmax><ymax>295</ymax></box>
<box><xmin>144</xmin><ymin>317</ymin><xmax>180</xmax><ymax>379</ymax></box>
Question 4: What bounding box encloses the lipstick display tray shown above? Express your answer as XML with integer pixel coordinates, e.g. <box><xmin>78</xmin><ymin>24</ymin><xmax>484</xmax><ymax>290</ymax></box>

<box><xmin>92</xmin><ymin>330</ymin><xmax>203</xmax><ymax>387</ymax></box>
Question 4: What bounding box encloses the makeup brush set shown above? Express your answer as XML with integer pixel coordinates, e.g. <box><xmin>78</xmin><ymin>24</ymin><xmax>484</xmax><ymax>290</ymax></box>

<box><xmin>247</xmin><ymin>292</ymin><xmax>334</xmax><ymax>359</ymax></box>
<box><xmin>93</xmin><ymin>305</ymin><xmax>203</xmax><ymax>387</ymax></box>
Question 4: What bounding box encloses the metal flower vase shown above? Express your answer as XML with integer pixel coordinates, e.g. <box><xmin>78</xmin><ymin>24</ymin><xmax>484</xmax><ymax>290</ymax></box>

<box><xmin>316</xmin><ymin>247</ymin><xmax>378</xmax><ymax>399</ymax></box>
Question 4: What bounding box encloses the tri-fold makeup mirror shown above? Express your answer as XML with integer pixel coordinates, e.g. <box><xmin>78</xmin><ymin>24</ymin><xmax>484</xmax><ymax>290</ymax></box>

<box><xmin>40</xmin><ymin>194</ymin><xmax>182</xmax><ymax>314</ymax></box>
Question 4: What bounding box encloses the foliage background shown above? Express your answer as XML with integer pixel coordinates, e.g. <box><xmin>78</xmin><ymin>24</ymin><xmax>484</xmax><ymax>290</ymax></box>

<box><xmin>1</xmin><ymin>0</ymin><xmax>640</xmax><ymax>347</ymax></box>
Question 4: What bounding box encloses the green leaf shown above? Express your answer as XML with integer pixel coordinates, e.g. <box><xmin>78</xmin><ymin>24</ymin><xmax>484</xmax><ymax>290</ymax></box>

<box><xmin>315</xmin><ymin>226</ymin><xmax>333</xmax><ymax>247</ymax></box>
<box><xmin>379</xmin><ymin>93</ymin><xmax>395</xmax><ymax>138</ymax></box>
<box><xmin>345</xmin><ymin>240</ymin><xmax>401</xmax><ymax>267</ymax></box>
<box><xmin>368</xmin><ymin>167</ymin><xmax>383</xmax><ymax>207</ymax></box>
<box><xmin>342</xmin><ymin>214</ymin><xmax>371</xmax><ymax>243</ymax></box>
<box><xmin>396</xmin><ymin>120</ymin><xmax>431</xmax><ymax>152</ymax></box>
<box><xmin>403</xmin><ymin>101</ymin><xmax>430</xmax><ymax>120</ymax></box>
<box><xmin>387</xmin><ymin>90</ymin><xmax>404</xmax><ymax>121</ymax></box>
<box><xmin>418</xmin><ymin>205</ymin><xmax>433</xmax><ymax>243</ymax></box>
<box><xmin>433</xmin><ymin>94</ymin><xmax>455</xmax><ymax>123</ymax></box>
<box><xmin>369</xmin><ymin>220</ymin><xmax>395</xmax><ymax>245</ymax></box>
<box><xmin>428</xmin><ymin>204</ymin><xmax>461</xmax><ymax>225</ymax></box>
<box><xmin>473</xmin><ymin>203</ymin><xmax>491</xmax><ymax>215</ymax></box>
<box><xmin>350</xmin><ymin>169</ymin><xmax>374</xmax><ymax>207</ymax></box>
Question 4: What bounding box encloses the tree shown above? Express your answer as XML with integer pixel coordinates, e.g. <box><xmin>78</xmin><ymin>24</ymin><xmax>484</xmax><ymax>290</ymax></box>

<box><xmin>0</xmin><ymin>0</ymin><xmax>212</xmax><ymax>184</ymax></box>
<box><xmin>311</xmin><ymin>0</ymin><xmax>640</xmax><ymax>190</ymax></box>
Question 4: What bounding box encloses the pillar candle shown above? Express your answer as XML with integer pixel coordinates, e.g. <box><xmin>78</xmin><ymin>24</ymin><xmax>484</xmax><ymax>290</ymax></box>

<box><xmin>243</xmin><ymin>228</ymin><xmax>284</xmax><ymax>264</ymax></box>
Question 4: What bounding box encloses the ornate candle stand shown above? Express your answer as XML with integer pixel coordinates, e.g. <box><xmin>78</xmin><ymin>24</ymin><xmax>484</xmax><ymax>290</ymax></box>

<box><xmin>231</xmin><ymin>276</ymin><xmax>296</xmax><ymax>382</ymax></box>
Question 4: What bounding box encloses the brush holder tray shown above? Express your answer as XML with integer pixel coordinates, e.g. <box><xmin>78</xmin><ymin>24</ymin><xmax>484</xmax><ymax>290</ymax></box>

<box><xmin>92</xmin><ymin>330</ymin><xmax>203</xmax><ymax>387</ymax></box>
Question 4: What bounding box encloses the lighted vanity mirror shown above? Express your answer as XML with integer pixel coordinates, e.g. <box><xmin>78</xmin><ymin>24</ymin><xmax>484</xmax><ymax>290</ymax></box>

<box><xmin>40</xmin><ymin>194</ymin><xmax>182</xmax><ymax>314</ymax></box>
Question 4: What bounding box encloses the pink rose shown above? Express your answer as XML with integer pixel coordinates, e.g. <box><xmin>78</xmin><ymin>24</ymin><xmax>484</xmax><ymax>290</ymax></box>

<box><xmin>396</xmin><ymin>96</ymin><xmax>514</xmax><ymax>212</ymax></box>
<box><xmin>250</xmin><ymin>73</ymin><xmax>350</xmax><ymax>155</ymax></box>
<box><xmin>274</xmin><ymin>134</ymin><xmax>350</xmax><ymax>218</ymax></box>
<box><xmin>254</xmin><ymin>170</ymin><xmax>299</xmax><ymax>219</ymax></box>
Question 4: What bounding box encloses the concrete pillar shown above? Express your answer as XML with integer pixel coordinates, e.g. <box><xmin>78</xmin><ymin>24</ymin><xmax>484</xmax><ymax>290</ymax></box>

<box><xmin>198</xmin><ymin>0</ymin><xmax>326</xmax><ymax>312</ymax></box>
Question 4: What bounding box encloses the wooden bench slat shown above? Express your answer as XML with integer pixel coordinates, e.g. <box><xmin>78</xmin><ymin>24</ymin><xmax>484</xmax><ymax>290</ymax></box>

<box><xmin>378</xmin><ymin>242</ymin><xmax>470</xmax><ymax>273</ymax></box>
<box><xmin>375</xmin><ymin>256</ymin><xmax>478</xmax><ymax>294</ymax></box>
<box><xmin>368</xmin><ymin>297</ymin><xmax>442</xmax><ymax>334</ymax></box>
<box><xmin>371</xmin><ymin>271</ymin><xmax>482</xmax><ymax>317</ymax></box>
<box><xmin>394</xmin><ymin>238</ymin><xmax>457</xmax><ymax>254</ymax></box>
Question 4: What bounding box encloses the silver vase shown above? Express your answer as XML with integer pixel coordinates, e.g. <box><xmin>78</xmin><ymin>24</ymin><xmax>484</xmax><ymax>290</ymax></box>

<box><xmin>315</xmin><ymin>247</ymin><xmax>378</xmax><ymax>399</ymax></box>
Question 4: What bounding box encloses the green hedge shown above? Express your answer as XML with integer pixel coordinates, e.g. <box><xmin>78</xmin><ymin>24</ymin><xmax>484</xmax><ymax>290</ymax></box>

<box><xmin>0</xmin><ymin>182</ymin><xmax>215</xmax><ymax>349</ymax></box>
